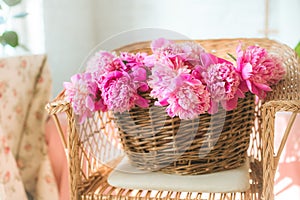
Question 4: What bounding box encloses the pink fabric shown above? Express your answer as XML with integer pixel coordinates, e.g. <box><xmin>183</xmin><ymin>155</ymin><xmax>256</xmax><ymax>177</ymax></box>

<box><xmin>275</xmin><ymin>112</ymin><xmax>300</xmax><ymax>199</ymax></box>
<box><xmin>45</xmin><ymin>114</ymin><xmax>69</xmax><ymax>200</ymax></box>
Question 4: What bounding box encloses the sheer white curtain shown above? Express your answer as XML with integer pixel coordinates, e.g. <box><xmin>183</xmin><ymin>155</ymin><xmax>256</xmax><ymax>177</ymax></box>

<box><xmin>0</xmin><ymin>0</ymin><xmax>45</xmax><ymax>55</ymax></box>
<box><xmin>23</xmin><ymin>0</ymin><xmax>45</xmax><ymax>53</ymax></box>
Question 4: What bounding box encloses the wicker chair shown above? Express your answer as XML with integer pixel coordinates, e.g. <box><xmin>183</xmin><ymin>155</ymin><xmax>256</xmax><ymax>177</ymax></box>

<box><xmin>46</xmin><ymin>38</ymin><xmax>300</xmax><ymax>200</ymax></box>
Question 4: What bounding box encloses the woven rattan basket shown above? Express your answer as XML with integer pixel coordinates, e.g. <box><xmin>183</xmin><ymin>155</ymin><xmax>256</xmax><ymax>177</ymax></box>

<box><xmin>111</xmin><ymin>39</ymin><xmax>257</xmax><ymax>175</ymax></box>
<box><xmin>115</xmin><ymin>92</ymin><xmax>254</xmax><ymax>175</ymax></box>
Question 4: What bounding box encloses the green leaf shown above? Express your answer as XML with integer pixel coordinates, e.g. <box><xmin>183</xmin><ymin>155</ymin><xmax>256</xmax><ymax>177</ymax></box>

<box><xmin>3</xmin><ymin>0</ymin><xmax>22</xmax><ymax>6</ymax></box>
<box><xmin>227</xmin><ymin>53</ymin><xmax>237</xmax><ymax>61</ymax></box>
<box><xmin>2</xmin><ymin>31</ymin><xmax>19</xmax><ymax>47</ymax></box>
<box><xmin>0</xmin><ymin>36</ymin><xmax>4</xmax><ymax>45</ymax></box>
<box><xmin>295</xmin><ymin>42</ymin><xmax>300</xmax><ymax>57</ymax></box>
<box><xmin>13</xmin><ymin>12</ymin><xmax>28</xmax><ymax>18</ymax></box>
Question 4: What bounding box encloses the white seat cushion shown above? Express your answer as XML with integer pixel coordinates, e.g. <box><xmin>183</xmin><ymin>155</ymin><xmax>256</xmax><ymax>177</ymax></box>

<box><xmin>108</xmin><ymin>157</ymin><xmax>250</xmax><ymax>193</ymax></box>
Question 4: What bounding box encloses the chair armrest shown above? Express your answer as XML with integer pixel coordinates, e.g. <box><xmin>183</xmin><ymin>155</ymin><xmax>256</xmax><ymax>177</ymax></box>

<box><xmin>45</xmin><ymin>90</ymin><xmax>70</xmax><ymax>150</ymax></box>
<box><xmin>45</xmin><ymin>90</ymin><xmax>70</xmax><ymax>115</ymax></box>
<box><xmin>261</xmin><ymin>100</ymin><xmax>300</xmax><ymax>199</ymax></box>
<box><xmin>262</xmin><ymin>100</ymin><xmax>300</xmax><ymax>167</ymax></box>
<box><xmin>263</xmin><ymin>100</ymin><xmax>300</xmax><ymax>113</ymax></box>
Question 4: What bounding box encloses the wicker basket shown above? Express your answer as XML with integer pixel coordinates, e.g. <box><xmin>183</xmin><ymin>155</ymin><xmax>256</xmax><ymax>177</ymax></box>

<box><xmin>114</xmin><ymin>91</ymin><xmax>254</xmax><ymax>175</ymax></box>
<box><xmin>112</xmin><ymin>39</ymin><xmax>259</xmax><ymax>175</ymax></box>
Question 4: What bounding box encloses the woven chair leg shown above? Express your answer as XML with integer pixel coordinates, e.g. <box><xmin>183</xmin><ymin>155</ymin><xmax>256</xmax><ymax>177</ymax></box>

<box><xmin>262</xmin><ymin>106</ymin><xmax>275</xmax><ymax>200</ymax></box>
<box><xmin>67</xmin><ymin>110</ymin><xmax>81</xmax><ymax>200</ymax></box>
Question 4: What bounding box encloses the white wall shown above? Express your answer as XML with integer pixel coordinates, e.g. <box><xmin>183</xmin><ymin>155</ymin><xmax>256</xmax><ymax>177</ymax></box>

<box><xmin>43</xmin><ymin>0</ymin><xmax>300</xmax><ymax>96</ymax></box>
<box><xmin>275</xmin><ymin>0</ymin><xmax>300</xmax><ymax>46</ymax></box>
<box><xmin>43</xmin><ymin>0</ymin><xmax>97</xmax><ymax>96</ymax></box>
<box><xmin>94</xmin><ymin>0</ymin><xmax>265</xmax><ymax>40</ymax></box>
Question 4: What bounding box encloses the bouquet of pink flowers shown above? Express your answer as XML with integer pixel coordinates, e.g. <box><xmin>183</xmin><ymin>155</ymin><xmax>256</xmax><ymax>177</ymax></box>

<box><xmin>64</xmin><ymin>38</ymin><xmax>285</xmax><ymax>123</ymax></box>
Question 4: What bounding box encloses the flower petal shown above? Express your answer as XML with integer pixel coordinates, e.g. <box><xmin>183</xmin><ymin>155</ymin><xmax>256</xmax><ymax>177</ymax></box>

<box><xmin>221</xmin><ymin>96</ymin><xmax>238</xmax><ymax>111</ymax></box>
<box><xmin>151</xmin><ymin>38</ymin><xmax>172</xmax><ymax>51</ymax></box>
<box><xmin>254</xmin><ymin>82</ymin><xmax>272</xmax><ymax>92</ymax></box>
<box><xmin>242</xmin><ymin>63</ymin><xmax>253</xmax><ymax>80</ymax></box>
<box><xmin>235</xmin><ymin>88</ymin><xmax>245</xmax><ymax>98</ymax></box>
<box><xmin>200</xmin><ymin>53</ymin><xmax>217</xmax><ymax>67</ymax></box>
<box><xmin>138</xmin><ymin>83</ymin><xmax>149</xmax><ymax>92</ymax></box>
<box><xmin>156</xmin><ymin>98</ymin><xmax>169</xmax><ymax>106</ymax></box>
<box><xmin>135</xmin><ymin>96</ymin><xmax>149</xmax><ymax>108</ymax></box>
<box><xmin>85</xmin><ymin>95</ymin><xmax>95</xmax><ymax>111</ymax></box>
<box><xmin>238</xmin><ymin>80</ymin><xmax>249</xmax><ymax>93</ymax></box>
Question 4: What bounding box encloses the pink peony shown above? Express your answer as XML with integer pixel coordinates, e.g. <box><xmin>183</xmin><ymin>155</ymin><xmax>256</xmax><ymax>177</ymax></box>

<box><xmin>64</xmin><ymin>39</ymin><xmax>285</xmax><ymax>123</ymax></box>
<box><xmin>86</xmin><ymin>79</ymin><xmax>108</xmax><ymax>112</ymax></box>
<box><xmin>236</xmin><ymin>44</ymin><xmax>285</xmax><ymax>98</ymax></box>
<box><xmin>148</xmin><ymin>55</ymin><xmax>191</xmax><ymax>104</ymax></box>
<box><xmin>262</xmin><ymin>55</ymin><xmax>285</xmax><ymax>85</ymax></box>
<box><xmin>130</xmin><ymin>66</ymin><xmax>149</xmax><ymax>92</ymax></box>
<box><xmin>120</xmin><ymin>52</ymin><xmax>148</xmax><ymax>70</ymax></box>
<box><xmin>64</xmin><ymin>73</ymin><xmax>106</xmax><ymax>124</ymax></box>
<box><xmin>148</xmin><ymin>54</ymin><xmax>210</xmax><ymax>119</ymax></box>
<box><xmin>151</xmin><ymin>38</ymin><xmax>205</xmax><ymax>64</ymax></box>
<box><xmin>99</xmin><ymin>71</ymin><xmax>149</xmax><ymax>112</ymax></box>
<box><xmin>197</xmin><ymin>53</ymin><xmax>243</xmax><ymax>113</ymax></box>
<box><xmin>86</xmin><ymin>51</ymin><xmax>118</xmax><ymax>74</ymax></box>
<box><xmin>166</xmin><ymin>80</ymin><xmax>210</xmax><ymax>120</ymax></box>
<box><xmin>120</xmin><ymin>52</ymin><xmax>150</xmax><ymax>92</ymax></box>
<box><xmin>175</xmin><ymin>42</ymin><xmax>205</xmax><ymax>63</ymax></box>
<box><xmin>151</xmin><ymin>37</ymin><xmax>173</xmax><ymax>52</ymax></box>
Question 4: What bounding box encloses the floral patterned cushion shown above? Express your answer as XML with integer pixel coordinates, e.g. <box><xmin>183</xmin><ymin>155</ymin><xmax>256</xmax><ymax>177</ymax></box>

<box><xmin>0</xmin><ymin>127</ymin><xmax>27</xmax><ymax>200</ymax></box>
<box><xmin>0</xmin><ymin>55</ymin><xmax>58</xmax><ymax>199</ymax></box>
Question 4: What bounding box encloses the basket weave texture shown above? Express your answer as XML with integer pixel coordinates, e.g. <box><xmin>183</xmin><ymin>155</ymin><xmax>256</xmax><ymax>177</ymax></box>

<box><xmin>115</xmin><ymin>92</ymin><xmax>254</xmax><ymax>175</ymax></box>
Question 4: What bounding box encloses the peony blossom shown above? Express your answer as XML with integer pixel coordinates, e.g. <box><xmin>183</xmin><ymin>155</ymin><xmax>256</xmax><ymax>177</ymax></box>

<box><xmin>166</xmin><ymin>80</ymin><xmax>210</xmax><ymax>120</ymax></box>
<box><xmin>63</xmin><ymin>39</ymin><xmax>285</xmax><ymax>124</ymax></box>
<box><xmin>85</xmin><ymin>51</ymin><xmax>150</xmax><ymax>114</ymax></box>
<box><xmin>120</xmin><ymin>52</ymin><xmax>148</xmax><ymax>70</ymax></box>
<box><xmin>148</xmin><ymin>54</ymin><xmax>210</xmax><ymax>118</ymax></box>
<box><xmin>86</xmin><ymin>51</ymin><xmax>118</xmax><ymax>74</ymax></box>
<box><xmin>196</xmin><ymin>53</ymin><xmax>243</xmax><ymax>113</ymax></box>
<box><xmin>236</xmin><ymin>44</ymin><xmax>285</xmax><ymax>98</ymax></box>
<box><xmin>64</xmin><ymin>73</ymin><xmax>106</xmax><ymax>124</ymax></box>
<box><xmin>148</xmin><ymin>55</ymin><xmax>191</xmax><ymax>104</ymax></box>
<box><xmin>99</xmin><ymin>71</ymin><xmax>149</xmax><ymax>113</ymax></box>
<box><xmin>120</xmin><ymin>52</ymin><xmax>150</xmax><ymax>92</ymax></box>
<box><xmin>130</xmin><ymin>66</ymin><xmax>149</xmax><ymax>92</ymax></box>
<box><xmin>86</xmin><ymin>79</ymin><xmax>108</xmax><ymax>113</ymax></box>
<box><xmin>262</xmin><ymin>54</ymin><xmax>285</xmax><ymax>85</ymax></box>
<box><xmin>151</xmin><ymin>37</ymin><xmax>173</xmax><ymax>52</ymax></box>
<box><xmin>151</xmin><ymin>38</ymin><xmax>205</xmax><ymax>64</ymax></box>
